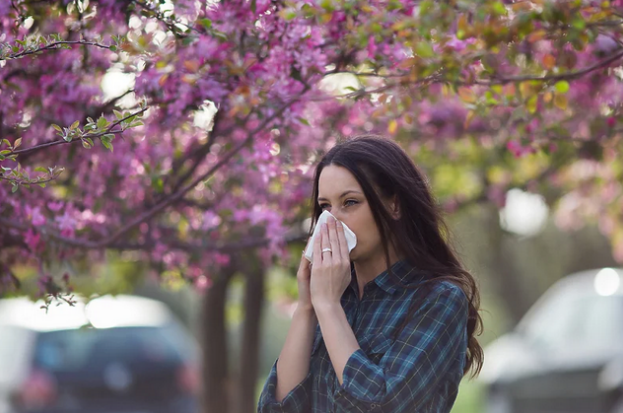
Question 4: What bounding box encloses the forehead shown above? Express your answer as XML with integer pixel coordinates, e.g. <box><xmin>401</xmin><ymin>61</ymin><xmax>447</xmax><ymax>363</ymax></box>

<box><xmin>318</xmin><ymin>165</ymin><xmax>362</xmax><ymax>197</ymax></box>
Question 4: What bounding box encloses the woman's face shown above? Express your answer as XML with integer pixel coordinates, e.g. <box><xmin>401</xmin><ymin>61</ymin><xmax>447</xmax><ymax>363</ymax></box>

<box><xmin>317</xmin><ymin>165</ymin><xmax>391</xmax><ymax>261</ymax></box>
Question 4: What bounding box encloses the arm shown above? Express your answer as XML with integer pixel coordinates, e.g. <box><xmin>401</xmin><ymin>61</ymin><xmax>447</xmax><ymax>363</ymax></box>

<box><xmin>257</xmin><ymin>306</ymin><xmax>318</xmax><ymax>413</ymax></box>
<box><xmin>276</xmin><ymin>307</ymin><xmax>318</xmax><ymax>401</ymax></box>
<box><xmin>317</xmin><ymin>284</ymin><xmax>468</xmax><ymax>413</ymax></box>
<box><xmin>313</xmin><ymin>301</ymin><xmax>360</xmax><ymax>386</ymax></box>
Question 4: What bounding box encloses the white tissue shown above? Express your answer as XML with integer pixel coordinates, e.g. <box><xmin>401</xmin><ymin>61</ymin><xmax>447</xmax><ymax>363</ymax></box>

<box><xmin>304</xmin><ymin>210</ymin><xmax>357</xmax><ymax>262</ymax></box>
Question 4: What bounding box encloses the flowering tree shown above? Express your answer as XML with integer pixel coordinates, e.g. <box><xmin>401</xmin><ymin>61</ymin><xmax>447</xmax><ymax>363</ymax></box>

<box><xmin>2</xmin><ymin>0</ymin><xmax>623</xmax><ymax>411</ymax></box>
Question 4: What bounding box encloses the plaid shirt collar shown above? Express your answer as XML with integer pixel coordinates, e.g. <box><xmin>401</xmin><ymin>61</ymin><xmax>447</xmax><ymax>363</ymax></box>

<box><xmin>348</xmin><ymin>258</ymin><xmax>426</xmax><ymax>296</ymax></box>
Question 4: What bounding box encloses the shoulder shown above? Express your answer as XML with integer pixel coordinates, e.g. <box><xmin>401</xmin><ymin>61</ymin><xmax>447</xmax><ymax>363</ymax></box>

<box><xmin>421</xmin><ymin>279</ymin><xmax>468</xmax><ymax>312</ymax></box>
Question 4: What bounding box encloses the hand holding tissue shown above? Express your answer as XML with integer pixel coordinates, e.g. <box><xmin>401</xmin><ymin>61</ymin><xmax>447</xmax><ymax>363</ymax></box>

<box><xmin>304</xmin><ymin>210</ymin><xmax>357</xmax><ymax>262</ymax></box>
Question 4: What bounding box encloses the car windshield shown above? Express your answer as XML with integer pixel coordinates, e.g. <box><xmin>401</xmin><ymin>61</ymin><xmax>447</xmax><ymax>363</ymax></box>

<box><xmin>33</xmin><ymin>325</ymin><xmax>187</xmax><ymax>372</ymax></box>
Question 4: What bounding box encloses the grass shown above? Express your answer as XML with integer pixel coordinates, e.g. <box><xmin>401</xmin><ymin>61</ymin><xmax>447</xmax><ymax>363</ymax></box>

<box><xmin>452</xmin><ymin>378</ymin><xmax>485</xmax><ymax>413</ymax></box>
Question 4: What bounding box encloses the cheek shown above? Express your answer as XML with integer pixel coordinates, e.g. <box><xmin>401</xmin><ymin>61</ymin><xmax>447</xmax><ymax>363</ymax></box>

<box><xmin>340</xmin><ymin>204</ymin><xmax>376</xmax><ymax>243</ymax></box>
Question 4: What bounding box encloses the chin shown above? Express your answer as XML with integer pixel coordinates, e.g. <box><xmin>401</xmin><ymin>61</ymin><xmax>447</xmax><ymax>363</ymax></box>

<box><xmin>349</xmin><ymin>246</ymin><xmax>360</xmax><ymax>261</ymax></box>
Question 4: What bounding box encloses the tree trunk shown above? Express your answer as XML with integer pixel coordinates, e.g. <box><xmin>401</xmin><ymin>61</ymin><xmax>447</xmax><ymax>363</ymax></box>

<box><xmin>202</xmin><ymin>266</ymin><xmax>236</xmax><ymax>413</ymax></box>
<box><xmin>234</xmin><ymin>260</ymin><xmax>266</xmax><ymax>413</ymax></box>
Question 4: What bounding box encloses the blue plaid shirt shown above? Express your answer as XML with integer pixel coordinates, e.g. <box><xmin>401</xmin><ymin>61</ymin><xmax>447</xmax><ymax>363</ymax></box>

<box><xmin>257</xmin><ymin>259</ymin><xmax>469</xmax><ymax>413</ymax></box>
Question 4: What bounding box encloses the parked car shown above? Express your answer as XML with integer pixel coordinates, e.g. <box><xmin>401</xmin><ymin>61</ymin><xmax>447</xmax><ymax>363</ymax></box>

<box><xmin>480</xmin><ymin>267</ymin><xmax>623</xmax><ymax>413</ymax></box>
<box><xmin>0</xmin><ymin>294</ymin><xmax>201</xmax><ymax>413</ymax></box>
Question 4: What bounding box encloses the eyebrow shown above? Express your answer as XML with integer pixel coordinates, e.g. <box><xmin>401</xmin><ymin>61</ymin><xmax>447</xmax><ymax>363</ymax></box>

<box><xmin>317</xmin><ymin>190</ymin><xmax>362</xmax><ymax>202</ymax></box>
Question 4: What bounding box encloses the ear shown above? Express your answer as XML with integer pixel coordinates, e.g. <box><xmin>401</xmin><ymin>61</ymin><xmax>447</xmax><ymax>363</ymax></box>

<box><xmin>390</xmin><ymin>195</ymin><xmax>401</xmax><ymax>220</ymax></box>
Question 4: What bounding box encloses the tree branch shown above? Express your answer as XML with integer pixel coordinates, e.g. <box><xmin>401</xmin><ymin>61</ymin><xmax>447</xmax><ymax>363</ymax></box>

<box><xmin>12</xmin><ymin>108</ymin><xmax>147</xmax><ymax>156</ymax></box>
<box><xmin>1</xmin><ymin>40</ymin><xmax>111</xmax><ymax>61</ymax></box>
<box><xmin>0</xmin><ymin>217</ymin><xmax>309</xmax><ymax>254</ymax></box>
<box><xmin>477</xmin><ymin>49</ymin><xmax>623</xmax><ymax>84</ymax></box>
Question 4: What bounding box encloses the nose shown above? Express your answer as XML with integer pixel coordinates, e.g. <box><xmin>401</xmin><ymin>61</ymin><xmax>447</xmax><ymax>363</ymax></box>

<box><xmin>330</xmin><ymin>211</ymin><xmax>345</xmax><ymax>225</ymax></box>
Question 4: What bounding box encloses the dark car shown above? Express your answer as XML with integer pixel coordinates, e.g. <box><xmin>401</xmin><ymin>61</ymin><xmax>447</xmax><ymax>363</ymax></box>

<box><xmin>480</xmin><ymin>267</ymin><xmax>623</xmax><ymax>413</ymax></box>
<box><xmin>0</xmin><ymin>294</ymin><xmax>201</xmax><ymax>413</ymax></box>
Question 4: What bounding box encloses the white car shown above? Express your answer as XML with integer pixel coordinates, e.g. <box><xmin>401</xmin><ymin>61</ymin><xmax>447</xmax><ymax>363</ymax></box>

<box><xmin>479</xmin><ymin>267</ymin><xmax>623</xmax><ymax>413</ymax></box>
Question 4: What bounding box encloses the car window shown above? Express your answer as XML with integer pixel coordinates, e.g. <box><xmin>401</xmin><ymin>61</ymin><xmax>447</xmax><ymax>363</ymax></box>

<box><xmin>33</xmin><ymin>324</ymin><xmax>191</xmax><ymax>372</ymax></box>
<box><xmin>517</xmin><ymin>288</ymin><xmax>623</xmax><ymax>351</ymax></box>
<box><xmin>517</xmin><ymin>288</ymin><xmax>585</xmax><ymax>351</ymax></box>
<box><xmin>581</xmin><ymin>296</ymin><xmax>623</xmax><ymax>348</ymax></box>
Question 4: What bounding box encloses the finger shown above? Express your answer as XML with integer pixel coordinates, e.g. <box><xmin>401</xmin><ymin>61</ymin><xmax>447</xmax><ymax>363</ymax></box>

<box><xmin>327</xmin><ymin>218</ymin><xmax>341</xmax><ymax>262</ymax></box>
<box><xmin>335</xmin><ymin>219</ymin><xmax>349</xmax><ymax>262</ymax></box>
<box><xmin>300</xmin><ymin>249</ymin><xmax>311</xmax><ymax>271</ymax></box>
<box><xmin>313</xmin><ymin>223</ymin><xmax>322</xmax><ymax>268</ymax></box>
<box><xmin>320</xmin><ymin>223</ymin><xmax>331</xmax><ymax>263</ymax></box>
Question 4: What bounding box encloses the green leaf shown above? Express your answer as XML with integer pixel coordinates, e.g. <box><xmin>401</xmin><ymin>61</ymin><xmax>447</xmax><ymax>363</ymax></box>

<box><xmin>70</xmin><ymin>120</ymin><xmax>80</xmax><ymax>130</ymax></box>
<box><xmin>0</xmin><ymin>150</ymin><xmax>11</xmax><ymax>155</ymax></box>
<box><xmin>526</xmin><ymin>95</ymin><xmax>538</xmax><ymax>114</ymax></box>
<box><xmin>97</xmin><ymin>116</ymin><xmax>109</xmax><ymax>129</ymax></box>
<box><xmin>12</xmin><ymin>184</ymin><xmax>18</xmax><ymax>193</ymax></box>
<box><xmin>491</xmin><ymin>1</ymin><xmax>507</xmax><ymax>16</ymax></box>
<box><xmin>213</xmin><ymin>31</ymin><xmax>228</xmax><ymax>41</ymax></box>
<box><xmin>199</xmin><ymin>18</ymin><xmax>212</xmax><ymax>30</ymax></box>
<box><xmin>555</xmin><ymin>80</ymin><xmax>570</xmax><ymax>94</ymax></box>
<box><xmin>102</xmin><ymin>140</ymin><xmax>113</xmax><ymax>152</ymax></box>
<box><xmin>113</xmin><ymin>110</ymin><xmax>123</xmax><ymax>119</ymax></box>
<box><xmin>52</xmin><ymin>124</ymin><xmax>63</xmax><ymax>132</ymax></box>
<box><xmin>415</xmin><ymin>41</ymin><xmax>434</xmax><ymax>58</ymax></box>
<box><xmin>102</xmin><ymin>133</ymin><xmax>115</xmax><ymax>141</ymax></box>
<box><xmin>38</xmin><ymin>183</ymin><xmax>46</xmax><ymax>188</ymax></box>
<box><xmin>572</xmin><ymin>18</ymin><xmax>586</xmax><ymax>30</ymax></box>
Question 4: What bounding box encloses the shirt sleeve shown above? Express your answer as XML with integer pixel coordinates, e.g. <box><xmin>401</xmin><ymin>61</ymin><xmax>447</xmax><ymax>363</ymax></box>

<box><xmin>257</xmin><ymin>357</ymin><xmax>313</xmax><ymax>413</ymax></box>
<box><xmin>333</xmin><ymin>284</ymin><xmax>468</xmax><ymax>413</ymax></box>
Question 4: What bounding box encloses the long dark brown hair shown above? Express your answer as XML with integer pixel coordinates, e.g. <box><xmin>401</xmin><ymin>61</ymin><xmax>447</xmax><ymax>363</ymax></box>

<box><xmin>308</xmin><ymin>134</ymin><xmax>484</xmax><ymax>379</ymax></box>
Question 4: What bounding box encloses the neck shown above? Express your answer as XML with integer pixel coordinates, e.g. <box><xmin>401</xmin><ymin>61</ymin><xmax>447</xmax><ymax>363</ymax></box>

<box><xmin>352</xmin><ymin>247</ymin><xmax>403</xmax><ymax>297</ymax></box>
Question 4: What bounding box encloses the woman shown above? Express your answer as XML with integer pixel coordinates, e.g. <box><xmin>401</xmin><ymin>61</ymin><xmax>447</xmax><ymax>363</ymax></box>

<box><xmin>258</xmin><ymin>135</ymin><xmax>483</xmax><ymax>413</ymax></box>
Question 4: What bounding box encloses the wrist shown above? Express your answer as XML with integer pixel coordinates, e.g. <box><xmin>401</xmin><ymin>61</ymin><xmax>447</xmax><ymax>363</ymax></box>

<box><xmin>294</xmin><ymin>303</ymin><xmax>316</xmax><ymax>318</ymax></box>
<box><xmin>312</xmin><ymin>299</ymin><xmax>341</xmax><ymax>315</ymax></box>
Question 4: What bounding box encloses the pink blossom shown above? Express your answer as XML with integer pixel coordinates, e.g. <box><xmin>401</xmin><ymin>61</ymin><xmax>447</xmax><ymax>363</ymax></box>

<box><xmin>47</xmin><ymin>201</ymin><xmax>64</xmax><ymax>212</ymax></box>
<box><xmin>24</xmin><ymin>228</ymin><xmax>43</xmax><ymax>252</ymax></box>
<box><xmin>26</xmin><ymin>206</ymin><xmax>46</xmax><ymax>227</ymax></box>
